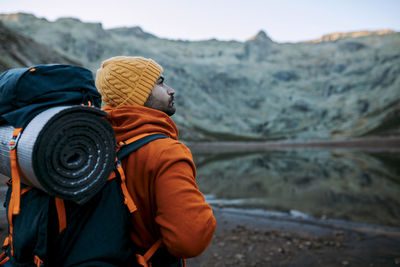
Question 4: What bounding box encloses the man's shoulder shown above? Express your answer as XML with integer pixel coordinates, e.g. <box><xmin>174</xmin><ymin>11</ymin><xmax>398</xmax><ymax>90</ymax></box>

<box><xmin>154</xmin><ymin>137</ymin><xmax>191</xmax><ymax>151</ymax></box>
<box><xmin>149</xmin><ymin>137</ymin><xmax>193</xmax><ymax>159</ymax></box>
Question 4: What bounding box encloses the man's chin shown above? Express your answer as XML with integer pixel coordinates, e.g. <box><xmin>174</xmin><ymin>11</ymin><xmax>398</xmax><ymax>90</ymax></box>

<box><xmin>167</xmin><ymin>108</ymin><xmax>176</xmax><ymax>117</ymax></box>
<box><xmin>166</xmin><ymin>106</ymin><xmax>176</xmax><ymax>116</ymax></box>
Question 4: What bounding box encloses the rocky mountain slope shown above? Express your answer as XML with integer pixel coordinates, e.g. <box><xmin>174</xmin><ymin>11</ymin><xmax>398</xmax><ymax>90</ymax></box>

<box><xmin>1</xmin><ymin>13</ymin><xmax>399</xmax><ymax>141</ymax></box>
<box><xmin>0</xmin><ymin>21</ymin><xmax>79</xmax><ymax>71</ymax></box>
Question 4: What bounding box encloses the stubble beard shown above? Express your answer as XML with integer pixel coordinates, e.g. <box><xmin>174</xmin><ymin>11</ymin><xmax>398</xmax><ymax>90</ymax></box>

<box><xmin>144</xmin><ymin>93</ymin><xmax>176</xmax><ymax>116</ymax></box>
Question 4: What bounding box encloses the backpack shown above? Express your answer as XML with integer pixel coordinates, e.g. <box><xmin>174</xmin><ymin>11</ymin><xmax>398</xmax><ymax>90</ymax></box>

<box><xmin>1</xmin><ymin>133</ymin><xmax>168</xmax><ymax>267</ymax></box>
<box><xmin>0</xmin><ymin>65</ymin><xmax>179</xmax><ymax>266</ymax></box>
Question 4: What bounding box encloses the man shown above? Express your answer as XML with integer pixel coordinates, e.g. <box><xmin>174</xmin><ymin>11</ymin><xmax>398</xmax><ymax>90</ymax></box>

<box><xmin>95</xmin><ymin>56</ymin><xmax>216</xmax><ymax>266</ymax></box>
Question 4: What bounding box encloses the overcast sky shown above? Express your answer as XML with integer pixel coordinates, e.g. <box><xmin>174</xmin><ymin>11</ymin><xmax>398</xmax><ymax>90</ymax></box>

<box><xmin>2</xmin><ymin>0</ymin><xmax>399</xmax><ymax>42</ymax></box>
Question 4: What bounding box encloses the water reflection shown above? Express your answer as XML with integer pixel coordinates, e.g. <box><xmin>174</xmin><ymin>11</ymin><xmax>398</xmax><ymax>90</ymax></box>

<box><xmin>193</xmin><ymin>149</ymin><xmax>400</xmax><ymax>227</ymax></box>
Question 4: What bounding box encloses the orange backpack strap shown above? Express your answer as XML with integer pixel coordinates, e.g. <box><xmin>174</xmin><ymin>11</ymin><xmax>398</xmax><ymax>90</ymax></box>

<box><xmin>135</xmin><ymin>239</ymin><xmax>185</xmax><ymax>267</ymax></box>
<box><xmin>0</xmin><ymin>251</ymin><xmax>9</xmax><ymax>265</ymax></box>
<box><xmin>34</xmin><ymin>255</ymin><xmax>43</xmax><ymax>267</ymax></box>
<box><xmin>20</xmin><ymin>186</ymin><xmax>33</xmax><ymax>195</ymax></box>
<box><xmin>0</xmin><ymin>237</ymin><xmax>10</xmax><ymax>265</ymax></box>
<box><xmin>55</xmin><ymin>198</ymin><xmax>67</xmax><ymax>233</ymax></box>
<box><xmin>8</xmin><ymin>127</ymin><xmax>23</xmax><ymax>256</ymax></box>
<box><xmin>115</xmin><ymin>162</ymin><xmax>137</xmax><ymax>213</ymax></box>
<box><xmin>135</xmin><ymin>238</ymin><xmax>163</xmax><ymax>267</ymax></box>
<box><xmin>9</xmin><ymin>127</ymin><xmax>23</xmax><ymax>216</ymax></box>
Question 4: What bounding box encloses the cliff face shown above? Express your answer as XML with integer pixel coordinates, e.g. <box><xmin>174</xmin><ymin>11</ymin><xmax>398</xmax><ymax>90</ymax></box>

<box><xmin>1</xmin><ymin>13</ymin><xmax>399</xmax><ymax>141</ymax></box>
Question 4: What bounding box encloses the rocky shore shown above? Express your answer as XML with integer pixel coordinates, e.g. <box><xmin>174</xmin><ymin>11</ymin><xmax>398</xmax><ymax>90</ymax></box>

<box><xmin>188</xmin><ymin>206</ymin><xmax>400</xmax><ymax>267</ymax></box>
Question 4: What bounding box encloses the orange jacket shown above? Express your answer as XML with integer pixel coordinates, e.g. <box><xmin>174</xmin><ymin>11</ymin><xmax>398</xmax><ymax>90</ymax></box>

<box><xmin>103</xmin><ymin>105</ymin><xmax>216</xmax><ymax>258</ymax></box>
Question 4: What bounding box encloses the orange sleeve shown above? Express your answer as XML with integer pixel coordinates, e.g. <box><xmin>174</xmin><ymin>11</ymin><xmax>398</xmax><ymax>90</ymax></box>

<box><xmin>153</xmin><ymin>141</ymin><xmax>216</xmax><ymax>258</ymax></box>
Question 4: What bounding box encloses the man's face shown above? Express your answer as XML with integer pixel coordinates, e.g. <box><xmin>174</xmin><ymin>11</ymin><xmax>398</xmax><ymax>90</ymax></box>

<box><xmin>144</xmin><ymin>75</ymin><xmax>176</xmax><ymax>116</ymax></box>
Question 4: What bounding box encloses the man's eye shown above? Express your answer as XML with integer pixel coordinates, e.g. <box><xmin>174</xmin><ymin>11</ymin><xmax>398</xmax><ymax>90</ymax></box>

<box><xmin>157</xmin><ymin>75</ymin><xmax>164</xmax><ymax>85</ymax></box>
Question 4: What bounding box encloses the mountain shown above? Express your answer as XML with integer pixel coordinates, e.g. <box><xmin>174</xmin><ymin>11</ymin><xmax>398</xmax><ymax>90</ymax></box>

<box><xmin>0</xmin><ymin>20</ymin><xmax>80</xmax><ymax>71</ymax></box>
<box><xmin>1</xmin><ymin>13</ymin><xmax>399</xmax><ymax>141</ymax></box>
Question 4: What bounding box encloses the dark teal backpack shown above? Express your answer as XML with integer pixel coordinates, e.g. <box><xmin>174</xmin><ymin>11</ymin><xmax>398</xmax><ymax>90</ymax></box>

<box><xmin>2</xmin><ymin>134</ymin><xmax>171</xmax><ymax>267</ymax></box>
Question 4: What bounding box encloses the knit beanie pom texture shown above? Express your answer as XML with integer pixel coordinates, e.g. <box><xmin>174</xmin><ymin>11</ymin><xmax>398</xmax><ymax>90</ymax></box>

<box><xmin>96</xmin><ymin>56</ymin><xmax>163</xmax><ymax>107</ymax></box>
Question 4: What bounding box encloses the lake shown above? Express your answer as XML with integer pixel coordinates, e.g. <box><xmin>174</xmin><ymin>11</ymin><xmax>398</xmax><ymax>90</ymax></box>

<box><xmin>191</xmin><ymin>146</ymin><xmax>400</xmax><ymax>228</ymax></box>
<box><xmin>0</xmin><ymin>142</ymin><xmax>399</xmax><ymax>229</ymax></box>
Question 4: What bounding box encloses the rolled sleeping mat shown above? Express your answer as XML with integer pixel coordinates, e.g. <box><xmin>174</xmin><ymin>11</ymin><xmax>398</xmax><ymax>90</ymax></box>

<box><xmin>0</xmin><ymin>105</ymin><xmax>116</xmax><ymax>204</ymax></box>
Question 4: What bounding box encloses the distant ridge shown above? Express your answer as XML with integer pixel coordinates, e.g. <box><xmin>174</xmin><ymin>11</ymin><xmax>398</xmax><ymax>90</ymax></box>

<box><xmin>306</xmin><ymin>29</ymin><xmax>397</xmax><ymax>43</ymax></box>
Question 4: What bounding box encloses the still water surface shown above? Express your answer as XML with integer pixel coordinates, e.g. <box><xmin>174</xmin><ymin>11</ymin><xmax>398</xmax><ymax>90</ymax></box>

<box><xmin>192</xmin><ymin>148</ymin><xmax>400</xmax><ymax>227</ymax></box>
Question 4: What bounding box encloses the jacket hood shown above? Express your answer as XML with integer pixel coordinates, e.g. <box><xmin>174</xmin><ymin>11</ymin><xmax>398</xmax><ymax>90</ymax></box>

<box><xmin>103</xmin><ymin>105</ymin><xmax>179</xmax><ymax>142</ymax></box>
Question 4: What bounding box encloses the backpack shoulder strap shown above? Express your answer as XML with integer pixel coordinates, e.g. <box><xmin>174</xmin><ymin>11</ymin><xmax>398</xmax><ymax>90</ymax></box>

<box><xmin>117</xmin><ymin>133</ymin><xmax>168</xmax><ymax>160</ymax></box>
<box><xmin>116</xmin><ymin>133</ymin><xmax>168</xmax><ymax>266</ymax></box>
<box><xmin>110</xmin><ymin>133</ymin><xmax>168</xmax><ymax>213</ymax></box>
<box><xmin>113</xmin><ymin>133</ymin><xmax>170</xmax><ymax>267</ymax></box>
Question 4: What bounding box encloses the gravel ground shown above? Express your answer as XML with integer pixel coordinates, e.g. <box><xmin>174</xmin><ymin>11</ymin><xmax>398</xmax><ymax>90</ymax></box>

<box><xmin>187</xmin><ymin>207</ymin><xmax>400</xmax><ymax>267</ymax></box>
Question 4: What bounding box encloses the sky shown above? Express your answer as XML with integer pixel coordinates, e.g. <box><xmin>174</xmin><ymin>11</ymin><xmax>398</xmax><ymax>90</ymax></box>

<box><xmin>1</xmin><ymin>0</ymin><xmax>400</xmax><ymax>42</ymax></box>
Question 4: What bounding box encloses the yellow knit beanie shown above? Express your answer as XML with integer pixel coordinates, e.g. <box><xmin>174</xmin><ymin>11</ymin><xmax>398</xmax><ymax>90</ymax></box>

<box><xmin>95</xmin><ymin>56</ymin><xmax>163</xmax><ymax>107</ymax></box>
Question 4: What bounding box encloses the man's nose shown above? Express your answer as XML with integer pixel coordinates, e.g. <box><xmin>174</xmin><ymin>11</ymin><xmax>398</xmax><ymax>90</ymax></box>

<box><xmin>166</xmin><ymin>85</ymin><xmax>175</xmax><ymax>95</ymax></box>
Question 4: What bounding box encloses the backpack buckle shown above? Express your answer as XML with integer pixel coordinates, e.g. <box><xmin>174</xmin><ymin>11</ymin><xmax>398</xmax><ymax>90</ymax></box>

<box><xmin>9</xmin><ymin>129</ymin><xmax>22</xmax><ymax>150</ymax></box>
<box><xmin>115</xmin><ymin>160</ymin><xmax>122</xmax><ymax>168</ymax></box>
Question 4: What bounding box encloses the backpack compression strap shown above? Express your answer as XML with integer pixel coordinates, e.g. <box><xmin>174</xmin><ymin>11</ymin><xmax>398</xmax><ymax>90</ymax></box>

<box><xmin>6</xmin><ymin>128</ymin><xmax>37</xmax><ymax>260</ymax></box>
<box><xmin>7</xmin><ymin>127</ymin><xmax>23</xmax><ymax>257</ymax></box>
<box><xmin>9</xmin><ymin>128</ymin><xmax>23</xmax><ymax>216</ymax></box>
